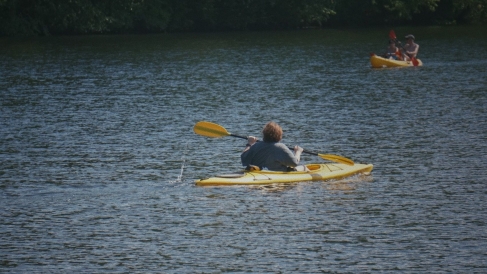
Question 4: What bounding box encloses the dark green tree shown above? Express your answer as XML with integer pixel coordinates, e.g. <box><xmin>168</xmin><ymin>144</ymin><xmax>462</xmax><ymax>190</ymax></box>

<box><xmin>329</xmin><ymin>0</ymin><xmax>440</xmax><ymax>25</ymax></box>
<box><xmin>0</xmin><ymin>0</ymin><xmax>486</xmax><ymax>36</ymax></box>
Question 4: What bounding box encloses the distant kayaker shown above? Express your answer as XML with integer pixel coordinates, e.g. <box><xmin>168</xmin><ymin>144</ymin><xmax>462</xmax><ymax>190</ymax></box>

<box><xmin>385</xmin><ymin>39</ymin><xmax>401</xmax><ymax>60</ymax></box>
<box><xmin>241</xmin><ymin>121</ymin><xmax>308</xmax><ymax>172</ymax></box>
<box><xmin>402</xmin><ymin>34</ymin><xmax>419</xmax><ymax>61</ymax></box>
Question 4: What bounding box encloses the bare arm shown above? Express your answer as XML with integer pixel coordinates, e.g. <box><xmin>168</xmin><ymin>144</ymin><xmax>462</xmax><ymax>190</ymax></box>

<box><xmin>407</xmin><ymin>44</ymin><xmax>419</xmax><ymax>57</ymax></box>
<box><xmin>293</xmin><ymin>145</ymin><xmax>304</xmax><ymax>163</ymax></box>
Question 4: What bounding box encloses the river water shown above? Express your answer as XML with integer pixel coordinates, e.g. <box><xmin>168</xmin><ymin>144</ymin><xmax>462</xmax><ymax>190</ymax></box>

<box><xmin>1</xmin><ymin>26</ymin><xmax>486</xmax><ymax>273</ymax></box>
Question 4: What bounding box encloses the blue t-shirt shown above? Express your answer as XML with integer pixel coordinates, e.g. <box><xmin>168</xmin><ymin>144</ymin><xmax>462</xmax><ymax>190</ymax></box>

<box><xmin>241</xmin><ymin>141</ymin><xmax>299</xmax><ymax>171</ymax></box>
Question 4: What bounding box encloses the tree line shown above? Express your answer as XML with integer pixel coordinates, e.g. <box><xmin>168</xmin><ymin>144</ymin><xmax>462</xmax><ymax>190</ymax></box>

<box><xmin>1</xmin><ymin>0</ymin><xmax>486</xmax><ymax>36</ymax></box>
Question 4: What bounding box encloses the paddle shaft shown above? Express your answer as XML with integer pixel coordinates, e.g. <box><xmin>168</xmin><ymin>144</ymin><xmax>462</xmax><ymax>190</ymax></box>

<box><xmin>193</xmin><ymin>121</ymin><xmax>354</xmax><ymax>165</ymax></box>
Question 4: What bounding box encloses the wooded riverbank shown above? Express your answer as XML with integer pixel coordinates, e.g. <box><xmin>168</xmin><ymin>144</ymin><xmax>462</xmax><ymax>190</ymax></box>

<box><xmin>1</xmin><ymin>0</ymin><xmax>486</xmax><ymax>36</ymax></box>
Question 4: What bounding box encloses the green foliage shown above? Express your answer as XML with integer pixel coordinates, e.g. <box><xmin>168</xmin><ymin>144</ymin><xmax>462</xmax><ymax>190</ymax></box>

<box><xmin>451</xmin><ymin>0</ymin><xmax>487</xmax><ymax>23</ymax></box>
<box><xmin>383</xmin><ymin>0</ymin><xmax>439</xmax><ymax>19</ymax></box>
<box><xmin>0</xmin><ymin>0</ymin><xmax>485</xmax><ymax>36</ymax></box>
<box><xmin>330</xmin><ymin>0</ymin><xmax>441</xmax><ymax>25</ymax></box>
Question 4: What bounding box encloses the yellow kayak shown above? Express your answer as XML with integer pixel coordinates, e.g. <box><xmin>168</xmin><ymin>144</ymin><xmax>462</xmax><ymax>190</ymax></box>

<box><xmin>195</xmin><ymin>163</ymin><xmax>373</xmax><ymax>186</ymax></box>
<box><xmin>370</xmin><ymin>54</ymin><xmax>422</xmax><ymax>68</ymax></box>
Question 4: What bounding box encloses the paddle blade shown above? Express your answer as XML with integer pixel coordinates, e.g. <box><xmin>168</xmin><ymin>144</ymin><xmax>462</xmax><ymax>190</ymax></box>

<box><xmin>412</xmin><ymin>57</ymin><xmax>419</xmax><ymax>66</ymax></box>
<box><xmin>318</xmin><ymin>154</ymin><xmax>355</xmax><ymax>166</ymax></box>
<box><xmin>395</xmin><ymin>50</ymin><xmax>402</xmax><ymax>59</ymax></box>
<box><xmin>194</xmin><ymin>121</ymin><xmax>230</xmax><ymax>138</ymax></box>
<box><xmin>389</xmin><ymin>30</ymin><xmax>396</xmax><ymax>40</ymax></box>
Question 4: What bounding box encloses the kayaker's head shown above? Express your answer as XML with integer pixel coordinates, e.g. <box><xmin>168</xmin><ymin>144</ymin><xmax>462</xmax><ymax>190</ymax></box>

<box><xmin>405</xmin><ymin>34</ymin><xmax>415</xmax><ymax>41</ymax></box>
<box><xmin>388</xmin><ymin>40</ymin><xmax>396</xmax><ymax>49</ymax></box>
<box><xmin>262</xmin><ymin>121</ymin><xmax>283</xmax><ymax>142</ymax></box>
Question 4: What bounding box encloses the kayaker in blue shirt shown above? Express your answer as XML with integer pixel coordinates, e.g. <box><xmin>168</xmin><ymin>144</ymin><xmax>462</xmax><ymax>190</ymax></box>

<box><xmin>241</xmin><ymin>121</ymin><xmax>308</xmax><ymax>172</ymax></box>
<box><xmin>385</xmin><ymin>40</ymin><xmax>400</xmax><ymax>60</ymax></box>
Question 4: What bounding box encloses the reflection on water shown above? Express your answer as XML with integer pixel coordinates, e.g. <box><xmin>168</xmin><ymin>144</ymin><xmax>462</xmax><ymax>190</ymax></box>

<box><xmin>1</xmin><ymin>26</ymin><xmax>487</xmax><ymax>272</ymax></box>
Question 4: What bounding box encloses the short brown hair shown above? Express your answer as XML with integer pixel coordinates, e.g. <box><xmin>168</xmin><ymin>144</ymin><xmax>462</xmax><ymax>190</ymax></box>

<box><xmin>262</xmin><ymin>121</ymin><xmax>282</xmax><ymax>142</ymax></box>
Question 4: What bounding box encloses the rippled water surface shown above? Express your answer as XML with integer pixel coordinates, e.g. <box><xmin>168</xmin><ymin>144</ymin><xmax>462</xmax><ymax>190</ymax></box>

<box><xmin>1</xmin><ymin>26</ymin><xmax>487</xmax><ymax>273</ymax></box>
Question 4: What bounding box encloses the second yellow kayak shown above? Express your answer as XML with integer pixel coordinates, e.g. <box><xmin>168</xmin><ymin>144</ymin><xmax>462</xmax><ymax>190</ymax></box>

<box><xmin>370</xmin><ymin>54</ymin><xmax>422</xmax><ymax>68</ymax></box>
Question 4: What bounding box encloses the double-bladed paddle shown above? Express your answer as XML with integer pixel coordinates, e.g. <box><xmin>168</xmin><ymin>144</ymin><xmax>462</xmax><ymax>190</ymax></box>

<box><xmin>193</xmin><ymin>121</ymin><xmax>355</xmax><ymax>166</ymax></box>
<box><xmin>389</xmin><ymin>30</ymin><xmax>419</xmax><ymax>66</ymax></box>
